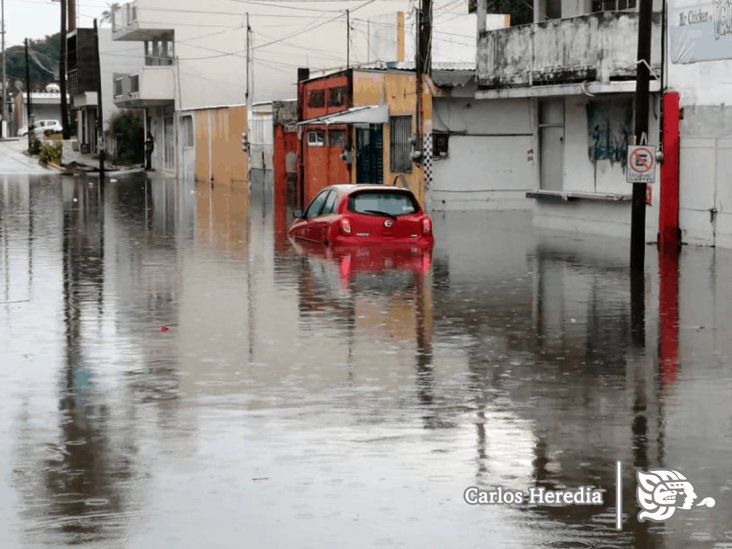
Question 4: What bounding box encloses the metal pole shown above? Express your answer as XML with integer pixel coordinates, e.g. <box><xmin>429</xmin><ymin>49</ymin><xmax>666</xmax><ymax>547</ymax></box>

<box><xmin>346</xmin><ymin>9</ymin><xmax>350</xmax><ymax>69</ymax></box>
<box><xmin>24</xmin><ymin>39</ymin><xmax>33</xmax><ymax>150</ymax></box>
<box><xmin>93</xmin><ymin>19</ymin><xmax>105</xmax><ymax>183</ymax></box>
<box><xmin>630</xmin><ymin>0</ymin><xmax>653</xmax><ymax>271</ymax></box>
<box><xmin>1</xmin><ymin>0</ymin><xmax>7</xmax><ymax>137</ymax></box>
<box><xmin>60</xmin><ymin>0</ymin><xmax>70</xmax><ymax>139</ymax></box>
<box><xmin>245</xmin><ymin>12</ymin><xmax>250</xmax><ymax>110</ymax></box>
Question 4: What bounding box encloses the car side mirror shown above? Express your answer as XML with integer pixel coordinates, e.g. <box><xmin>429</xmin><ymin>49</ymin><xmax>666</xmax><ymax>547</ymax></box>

<box><xmin>293</xmin><ymin>209</ymin><xmax>304</xmax><ymax>219</ymax></box>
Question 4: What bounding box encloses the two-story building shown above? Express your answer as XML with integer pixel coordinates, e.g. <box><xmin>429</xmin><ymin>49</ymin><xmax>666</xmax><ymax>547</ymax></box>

<box><xmin>297</xmin><ymin>67</ymin><xmax>433</xmax><ymax>207</ymax></box>
<box><xmin>111</xmin><ymin>0</ymin><xmax>248</xmax><ymax>183</ymax></box>
<box><xmin>474</xmin><ymin>0</ymin><xmax>663</xmax><ymax>240</ymax></box>
<box><xmin>67</xmin><ymin>27</ymin><xmax>143</xmax><ymax>155</ymax></box>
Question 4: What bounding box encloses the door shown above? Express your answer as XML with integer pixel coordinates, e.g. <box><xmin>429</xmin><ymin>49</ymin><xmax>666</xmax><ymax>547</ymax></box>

<box><xmin>539</xmin><ymin>99</ymin><xmax>564</xmax><ymax>192</ymax></box>
<box><xmin>356</xmin><ymin>125</ymin><xmax>384</xmax><ymax>184</ymax></box>
<box><xmin>181</xmin><ymin>115</ymin><xmax>195</xmax><ymax>181</ymax></box>
<box><xmin>163</xmin><ymin>108</ymin><xmax>175</xmax><ymax>173</ymax></box>
<box><xmin>311</xmin><ymin>190</ymin><xmax>339</xmax><ymax>243</ymax></box>
<box><xmin>680</xmin><ymin>137</ymin><xmax>732</xmax><ymax>247</ymax></box>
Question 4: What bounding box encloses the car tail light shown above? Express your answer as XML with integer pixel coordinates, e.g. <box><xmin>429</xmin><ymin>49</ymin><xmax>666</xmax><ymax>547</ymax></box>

<box><xmin>422</xmin><ymin>217</ymin><xmax>432</xmax><ymax>234</ymax></box>
<box><xmin>340</xmin><ymin>218</ymin><xmax>352</xmax><ymax>235</ymax></box>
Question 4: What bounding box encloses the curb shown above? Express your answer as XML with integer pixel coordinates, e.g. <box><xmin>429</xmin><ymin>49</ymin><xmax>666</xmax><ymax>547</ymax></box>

<box><xmin>45</xmin><ymin>162</ymin><xmax>75</xmax><ymax>175</ymax></box>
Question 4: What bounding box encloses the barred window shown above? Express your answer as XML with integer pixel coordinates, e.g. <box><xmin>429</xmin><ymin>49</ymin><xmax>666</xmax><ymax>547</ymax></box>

<box><xmin>389</xmin><ymin>116</ymin><xmax>412</xmax><ymax>173</ymax></box>
<box><xmin>308</xmin><ymin>90</ymin><xmax>325</xmax><ymax>108</ymax></box>
<box><xmin>328</xmin><ymin>129</ymin><xmax>346</xmax><ymax>148</ymax></box>
<box><xmin>307</xmin><ymin>130</ymin><xmax>324</xmax><ymax>147</ymax></box>
<box><xmin>328</xmin><ymin>87</ymin><xmax>348</xmax><ymax>107</ymax></box>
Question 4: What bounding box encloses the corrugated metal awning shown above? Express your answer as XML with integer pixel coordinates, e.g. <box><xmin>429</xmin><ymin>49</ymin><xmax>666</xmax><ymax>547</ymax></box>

<box><xmin>297</xmin><ymin>104</ymin><xmax>388</xmax><ymax>126</ymax></box>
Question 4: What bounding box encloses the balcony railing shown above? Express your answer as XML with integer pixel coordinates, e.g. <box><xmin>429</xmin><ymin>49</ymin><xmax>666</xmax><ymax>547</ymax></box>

<box><xmin>477</xmin><ymin>11</ymin><xmax>662</xmax><ymax>89</ymax></box>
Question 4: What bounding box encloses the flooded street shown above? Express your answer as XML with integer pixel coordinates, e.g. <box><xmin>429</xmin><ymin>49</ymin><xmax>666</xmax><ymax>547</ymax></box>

<box><xmin>2</xmin><ymin>174</ymin><xmax>732</xmax><ymax>548</ymax></box>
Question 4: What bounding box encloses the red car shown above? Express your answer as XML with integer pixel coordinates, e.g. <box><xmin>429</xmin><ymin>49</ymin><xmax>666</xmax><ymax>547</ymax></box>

<box><xmin>288</xmin><ymin>185</ymin><xmax>434</xmax><ymax>247</ymax></box>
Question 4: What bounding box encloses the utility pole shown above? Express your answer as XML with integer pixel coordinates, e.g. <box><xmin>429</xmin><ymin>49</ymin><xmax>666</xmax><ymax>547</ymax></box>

<box><xmin>1</xmin><ymin>0</ymin><xmax>7</xmax><ymax>138</ymax></box>
<box><xmin>245</xmin><ymin>13</ymin><xmax>251</xmax><ymax>112</ymax></box>
<box><xmin>59</xmin><ymin>0</ymin><xmax>70</xmax><ymax>139</ymax></box>
<box><xmin>418</xmin><ymin>0</ymin><xmax>432</xmax><ymax>77</ymax></box>
<box><xmin>346</xmin><ymin>9</ymin><xmax>350</xmax><ymax>69</ymax></box>
<box><xmin>24</xmin><ymin>39</ymin><xmax>33</xmax><ymax>150</ymax></box>
<box><xmin>68</xmin><ymin>0</ymin><xmax>76</xmax><ymax>32</ymax></box>
<box><xmin>93</xmin><ymin>19</ymin><xmax>104</xmax><ymax>183</ymax></box>
<box><xmin>414</xmin><ymin>8</ymin><xmax>422</xmax><ymax>159</ymax></box>
<box><xmin>630</xmin><ymin>0</ymin><xmax>653</xmax><ymax>271</ymax></box>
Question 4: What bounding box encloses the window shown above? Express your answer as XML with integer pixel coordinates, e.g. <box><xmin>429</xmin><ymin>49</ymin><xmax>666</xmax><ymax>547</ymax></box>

<box><xmin>182</xmin><ymin>116</ymin><xmax>194</xmax><ymax>148</ymax></box>
<box><xmin>328</xmin><ymin>129</ymin><xmax>346</xmax><ymax>148</ymax></box>
<box><xmin>305</xmin><ymin>191</ymin><xmax>330</xmax><ymax>218</ymax></box>
<box><xmin>591</xmin><ymin>0</ymin><xmax>636</xmax><ymax>11</ymax></box>
<box><xmin>114</xmin><ymin>78</ymin><xmax>123</xmax><ymax>97</ymax></box>
<box><xmin>433</xmin><ymin>132</ymin><xmax>449</xmax><ymax>158</ymax></box>
<box><xmin>328</xmin><ymin>87</ymin><xmax>348</xmax><ymax>107</ymax></box>
<box><xmin>349</xmin><ymin>191</ymin><xmax>418</xmax><ymax>217</ymax></box>
<box><xmin>389</xmin><ymin>116</ymin><xmax>412</xmax><ymax>173</ymax></box>
<box><xmin>321</xmin><ymin>190</ymin><xmax>339</xmax><ymax>215</ymax></box>
<box><xmin>307</xmin><ymin>130</ymin><xmax>324</xmax><ymax>147</ymax></box>
<box><xmin>308</xmin><ymin>90</ymin><xmax>325</xmax><ymax>108</ymax></box>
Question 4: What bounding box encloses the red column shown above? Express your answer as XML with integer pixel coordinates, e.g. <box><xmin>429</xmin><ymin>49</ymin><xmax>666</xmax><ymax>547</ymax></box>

<box><xmin>659</xmin><ymin>92</ymin><xmax>681</xmax><ymax>250</ymax></box>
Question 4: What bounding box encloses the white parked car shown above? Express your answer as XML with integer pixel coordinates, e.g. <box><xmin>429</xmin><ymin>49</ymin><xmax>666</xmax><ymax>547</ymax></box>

<box><xmin>17</xmin><ymin>119</ymin><xmax>62</xmax><ymax>138</ymax></box>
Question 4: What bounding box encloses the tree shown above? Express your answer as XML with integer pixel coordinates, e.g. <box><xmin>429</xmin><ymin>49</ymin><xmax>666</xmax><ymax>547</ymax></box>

<box><xmin>100</xmin><ymin>3</ymin><xmax>120</xmax><ymax>26</ymax></box>
<box><xmin>108</xmin><ymin>109</ymin><xmax>144</xmax><ymax>165</ymax></box>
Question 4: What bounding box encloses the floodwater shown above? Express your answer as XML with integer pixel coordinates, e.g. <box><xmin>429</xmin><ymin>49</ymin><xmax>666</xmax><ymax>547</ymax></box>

<box><xmin>1</xmin><ymin>174</ymin><xmax>732</xmax><ymax>549</ymax></box>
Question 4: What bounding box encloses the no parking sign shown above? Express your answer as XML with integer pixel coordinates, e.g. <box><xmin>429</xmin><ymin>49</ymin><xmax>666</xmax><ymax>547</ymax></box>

<box><xmin>626</xmin><ymin>145</ymin><xmax>657</xmax><ymax>184</ymax></box>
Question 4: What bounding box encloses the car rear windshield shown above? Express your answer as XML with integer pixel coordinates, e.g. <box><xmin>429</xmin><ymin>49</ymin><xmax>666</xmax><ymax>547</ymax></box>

<box><xmin>349</xmin><ymin>191</ymin><xmax>419</xmax><ymax>217</ymax></box>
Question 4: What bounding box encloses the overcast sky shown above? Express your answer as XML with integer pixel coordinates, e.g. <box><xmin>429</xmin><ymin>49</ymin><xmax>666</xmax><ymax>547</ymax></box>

<box><xmin>4</xmin><ymin>0</ymin><xmax>112</xmax><ymax>47</ymax></box>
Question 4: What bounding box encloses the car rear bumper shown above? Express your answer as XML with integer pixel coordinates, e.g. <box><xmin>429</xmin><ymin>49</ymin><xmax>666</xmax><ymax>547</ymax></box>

<box><xmin>330</xmin><ymin>235</ymin><xmax>434</xmax><ymax>247</ymax></box>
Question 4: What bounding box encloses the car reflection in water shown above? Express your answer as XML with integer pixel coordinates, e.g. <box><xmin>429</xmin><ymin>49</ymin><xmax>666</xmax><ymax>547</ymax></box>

<box><xmin>290</xmin><ymin>238</ymin><xmax>432</xmax><ymax>293</ymax></box>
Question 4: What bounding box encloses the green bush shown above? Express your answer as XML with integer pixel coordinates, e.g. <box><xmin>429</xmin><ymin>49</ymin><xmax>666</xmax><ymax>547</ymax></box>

<box><xmin>28</xmin><ymin>134</ymin><xmax>41</xmax><ymax>155</ymax></box>
<box><xmin>109</xmin><ymin>110</ymin><xmax>144</xmax><ymax>165</ymax></box>
<box><xmin>39</xmin><ymin>141</ymin><xmax>62</xmax><ymax>165</ymax></box>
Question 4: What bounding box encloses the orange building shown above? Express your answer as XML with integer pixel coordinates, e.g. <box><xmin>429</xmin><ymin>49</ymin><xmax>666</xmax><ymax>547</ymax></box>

<box><xmin>296</xmin><ymin>67</ymin><xmax>433</xmax><ymax>208</ymax></box>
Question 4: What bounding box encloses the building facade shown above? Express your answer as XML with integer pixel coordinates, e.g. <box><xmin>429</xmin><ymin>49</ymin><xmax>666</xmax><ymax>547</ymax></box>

<box><xmin>474</xmin><ymin>0</ymin><xmax>663</xmax><ymax>241</ymax></box>
<box><xmin>298</xmin><ymin>67</ymin><xmax>432</xmax><ymax>207</ymax></box>
<box><xmin>111</xmin><ymin>0</ymin><xmax>247</xmax><ymax>181</ymax></box>
<box><xmin>68</xmin><ymin>28</ymin><xmax>144</xmax><ymax>155</ymax></box>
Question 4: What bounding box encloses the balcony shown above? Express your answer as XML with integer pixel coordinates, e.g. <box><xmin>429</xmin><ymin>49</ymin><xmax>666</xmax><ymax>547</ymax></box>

<box><xmin>113</xmin><ymin>67</ymin><xmax>175</xmax><ymax>108</ymax></box>
<box><xmin>112</xmin><ymin>1</ymin><xmax>173</xmax><ymax>41</ymax></box>
<box><xmin>477</xmin><ymin>11</ymin><xmax>662</xmax><ymax>97</ymax></box>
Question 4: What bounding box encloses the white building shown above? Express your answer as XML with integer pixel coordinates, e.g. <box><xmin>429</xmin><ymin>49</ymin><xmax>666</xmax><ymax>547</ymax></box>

<box><xmin>471</xmin><ymin>0</ymin><xmax>732</xmax><ymax>248</ymax></box>
<box><xmin>472</xmin><ymin>0</ymin><xmax>663</xmax><ymax>241</ymax></box>
<box><xmin>111</xmin><ymin>0</ymin><xmax>247</xmax><ymax>176</ymax></box>
<box><xmin>665</xmin><ymin>0</ymin><xmax>732</xmax><ymax>248</ymax></box>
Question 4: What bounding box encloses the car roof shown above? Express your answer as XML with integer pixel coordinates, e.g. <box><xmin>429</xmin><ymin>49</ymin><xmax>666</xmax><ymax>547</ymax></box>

<box><xmin>329</xmin><ymin>184</ymin><xmax>415</xmax><ymax>196</ymax></box>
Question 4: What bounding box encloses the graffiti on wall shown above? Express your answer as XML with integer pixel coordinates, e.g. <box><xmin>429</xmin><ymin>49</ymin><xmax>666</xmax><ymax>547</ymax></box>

<box><xmin>586</xmin><ymin>100</ymin><xmax>633</xmax><ymax>166</ymax></box>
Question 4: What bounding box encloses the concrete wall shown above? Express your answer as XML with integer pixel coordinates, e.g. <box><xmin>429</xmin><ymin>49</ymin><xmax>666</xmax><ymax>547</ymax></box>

<box><xmin>478</xmin><ymin>13</ymin><xmax>663</xmax><ymax>89</ymax></box>
<box><xmin>533</xmin><ymin>95</ymin><xmax>661</xmax><ymax>241</ymax></box>
<box><xmin>431</xmin><ymin>97</ymin><xmax>535</xmax><ymax>211</ymax></box>
<box><xmin>665</xmin><ymin>0</ymin><xmax>732</xmax><ymax>248</ymax></box>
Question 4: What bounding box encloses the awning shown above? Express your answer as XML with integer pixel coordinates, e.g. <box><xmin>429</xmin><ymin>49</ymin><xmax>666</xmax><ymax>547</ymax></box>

<box><xmin>297</xmin><ymin>104</ymin><xmax>388</xmax><ymax>126</ymax></box>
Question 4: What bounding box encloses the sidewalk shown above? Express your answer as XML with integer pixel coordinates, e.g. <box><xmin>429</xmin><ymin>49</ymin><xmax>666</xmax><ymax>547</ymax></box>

<box><xmin>0</xmin><ymin>139</ymin><xmax>53</xmax><ymax>175</ymax></box>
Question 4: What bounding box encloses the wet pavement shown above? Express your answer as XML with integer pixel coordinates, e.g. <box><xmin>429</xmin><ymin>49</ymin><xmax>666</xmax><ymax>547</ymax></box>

<box><xmin>1</xmin><ymin>174</ymin><xmax>732</xmax><ymax>548</ymax></box>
